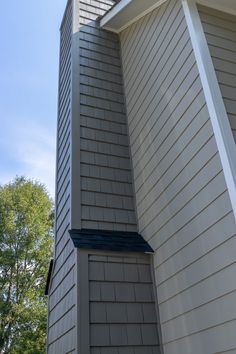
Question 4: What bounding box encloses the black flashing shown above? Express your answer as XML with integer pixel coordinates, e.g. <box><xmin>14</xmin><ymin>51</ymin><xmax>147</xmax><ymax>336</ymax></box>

<box><xmin>69</xmin><ymin>229</ymin><xmax>154</xmax><ymax>253</ymax></box>
<box><xmin>45</xmin><ymin>259</ymin><xmax>54</xmax><ymax>296</ymax></box>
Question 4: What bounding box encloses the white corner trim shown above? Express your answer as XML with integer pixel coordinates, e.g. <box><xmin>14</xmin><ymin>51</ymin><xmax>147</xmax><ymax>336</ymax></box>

<box><xmin>100</xmin><ymin>0</ymin><xmax>132</xmax><ymax>28</ymax></box>
<box><xmin>101</xmin><ymin>0</ymin><xmax>168</xmax><ymax>33</ymax></box>
<box><xmin>182</xmin><ymin>0</ymin><xmax>236</xmax><ymax>220</ymax></box>
<box><xmin>197</xmin><ymin>0</ymin><xmax>236</xmax><ymax>17</ymax></box>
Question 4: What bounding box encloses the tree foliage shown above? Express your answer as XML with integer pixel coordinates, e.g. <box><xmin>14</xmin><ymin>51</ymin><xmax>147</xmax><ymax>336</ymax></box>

<box><xmin>0</xmin><ymin>177</ymin><xmax>54</xmax><ymax>354</ymax></box>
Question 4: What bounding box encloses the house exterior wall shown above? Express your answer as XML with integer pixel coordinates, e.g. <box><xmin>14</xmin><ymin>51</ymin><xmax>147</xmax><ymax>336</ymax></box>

<box><xmin>198</xmin><ymin>5</ymin><xmax>236</xmax><ymax>143</ymax></box>
<box><xmin>120</xmin><ymin>0</ymin><xmax>236</xmax><ymax>353</ymax></box>
<box><xmin>78</xmin><ymin>0</ymin><xmax>137</xmax><ymax>232</ymax></box>
<box><xmin>47</xmin><ymin>2</ymin><xmax>77</xmax><ymax>353</ymax></box>
<box><xmin>49</xmin><ymin>0</ymin><xmax>236</xmax><ymax>353</ymax></box>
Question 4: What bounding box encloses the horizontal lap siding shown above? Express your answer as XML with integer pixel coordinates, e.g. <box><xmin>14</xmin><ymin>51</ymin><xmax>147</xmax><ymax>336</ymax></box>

<box><xmin>79</xmin><ymin>0</ymin><xmax>137</xmax><ymax>232</ymax></box>
<box><xmin>198</xmin><ymin>5</ymin><xmax>236</xmax><ymax>143</ymax></box>
<box><xmin>48</xmin><ymin>2</ymin><xmax>76</xmax><ymax>353</ymax></box>
<box><xmin>89</xmin><ymin>254</ymin><xmax>161</xmax><ymax>354</ymax></box>
<box><xmin>120</xmin><ymin>1</ymin><xmax>236</xmax><ymax>353</ymax></box>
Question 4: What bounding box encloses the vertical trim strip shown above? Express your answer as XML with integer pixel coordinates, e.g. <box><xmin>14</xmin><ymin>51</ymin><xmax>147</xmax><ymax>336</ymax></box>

<box><xmin>75</xmin><ymin>248</ymin><xmax>79</xmax><ymax>354</ymax></box>
<box><xmin>150</xmin><ymin>255</ymin><xmax>164</xmax><ymax>354</ymax></box>
<box><xmin>77</xmin><ymin>250</ymin><xmax>90</xmax><ymax>354</ymax></box>
<box><xmin>182</xmin><ymin>0</ymin><xmax>236</xmax><ymax>220</ymax></box>
<box><xmin>71</xmin><ymin>0</ymin><xmax>81</xmax><ymax>230</ymax></box>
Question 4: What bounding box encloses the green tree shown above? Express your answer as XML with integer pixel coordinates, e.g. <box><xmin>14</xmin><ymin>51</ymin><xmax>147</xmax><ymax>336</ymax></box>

<box><xmin>0</xmin><ymin>177</ymin><xmax>54</xmax><ymax>354</ymax></box>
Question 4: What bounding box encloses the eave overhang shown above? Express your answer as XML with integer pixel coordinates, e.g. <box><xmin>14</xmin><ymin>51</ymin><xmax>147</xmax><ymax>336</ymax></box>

<box><xmin>100</xmin><ymin>0</ymin><xmax>236</xmax><ymax>33</ymax></box>
<box><xmin>100</xmin><ymin>0</ymin><xmax>168</xmax><ymax>33</ymax></box>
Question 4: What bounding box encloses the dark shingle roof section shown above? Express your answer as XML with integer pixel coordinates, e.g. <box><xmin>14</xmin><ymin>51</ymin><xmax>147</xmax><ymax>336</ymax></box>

<box><xmin>69</xmin><ymin>229</ymin><xmax>154</xmax><ymax>253</ymax></box>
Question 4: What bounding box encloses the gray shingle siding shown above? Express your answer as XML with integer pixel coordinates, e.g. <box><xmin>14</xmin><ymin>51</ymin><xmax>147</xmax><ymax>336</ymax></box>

<box><xmin>47</xmin><ymin>2</ymin><xmax>76</xmax><ymax>353</ymax></box>
<box><xmin>79</xmin><ymin>0</ymin><xmax>137</xmax><ymax>232</ymax></box>
<box><xmin>48</xmin><ymin>1</ymin><xmax>140</xmax><ymax>352</ymax></box>
<box><xmin>120</xmin><ymin>0</ymin><xmax>236</xmax><ymax>353</ymax></box>
<box><xmin>89</xmin><ymin>253</ymin><xmax>161</xmax><ymax>353</ymax></box>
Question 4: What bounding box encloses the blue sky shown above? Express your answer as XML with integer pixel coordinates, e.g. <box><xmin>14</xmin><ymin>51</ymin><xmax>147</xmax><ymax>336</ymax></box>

<box><xmin>0</xmin><ymin>0</ymin><xmax>66</xmax><ymax>197</ymax></box>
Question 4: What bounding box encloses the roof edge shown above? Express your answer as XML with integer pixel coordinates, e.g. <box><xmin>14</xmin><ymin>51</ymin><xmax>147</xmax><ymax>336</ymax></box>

<box><xmin>69</xmin><ymin>229</ymin><xmax>154</xmax><ymax>253</ymax></box>
<box><xmin>100</xmin><ymin>0</ymin><xmax>168</xmax><ymax>33</ymax></box>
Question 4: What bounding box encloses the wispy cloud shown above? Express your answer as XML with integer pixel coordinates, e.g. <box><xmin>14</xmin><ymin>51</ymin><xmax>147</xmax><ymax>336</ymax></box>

<box><xmin>0</xmin><ymin>117</ymin><xmax>56</xmax><ymax>198</ymax></box>
<box><xmin>0</xmin><ymin>0</ymin><xmax>67</xmax><ymax>199</ymax></box>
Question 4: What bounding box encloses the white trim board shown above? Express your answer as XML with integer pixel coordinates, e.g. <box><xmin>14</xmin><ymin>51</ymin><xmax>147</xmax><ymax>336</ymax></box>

<box><xmin>101</xmin><ymin>0</ymin><xmax>168</xmax><ymax>33</ymax></box>
<box><xmin>182</xmin><ymin>0</ymin><xmax>236</xmax><ymax>220</ymax></box>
